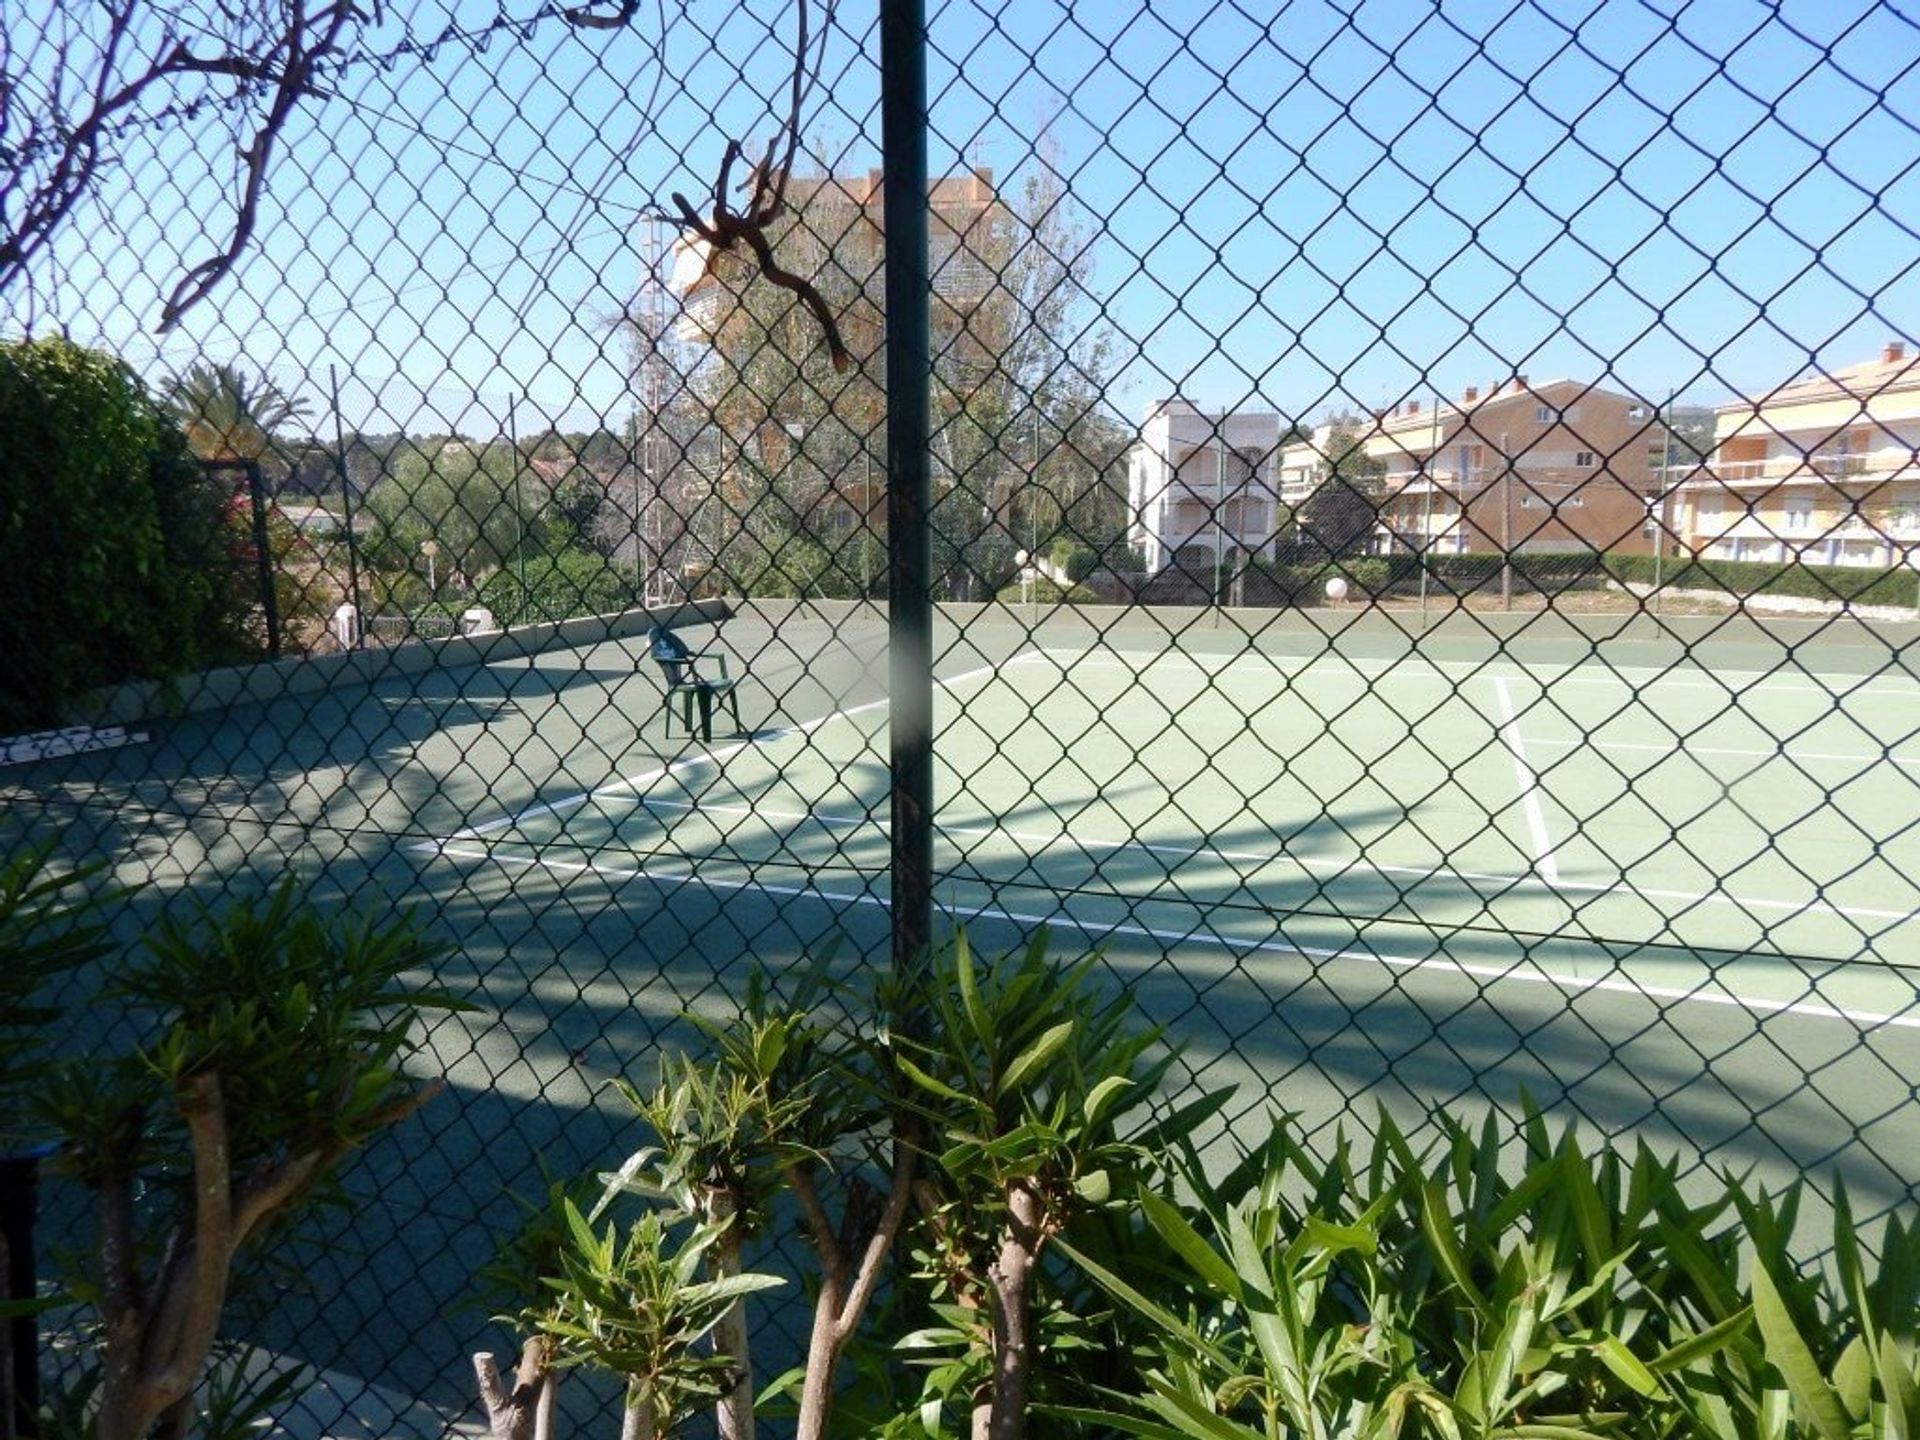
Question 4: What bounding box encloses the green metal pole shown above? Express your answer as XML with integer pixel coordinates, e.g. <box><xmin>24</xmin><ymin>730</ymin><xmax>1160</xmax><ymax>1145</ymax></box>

<box><xmin>328</xmin><ymin>365</ymin><xmax>364</xmax><ymax>649</ymax></box>
<box><xmin>509</xmin><ymin>395</ymin><xmax>528</xmax><ymax>610</ymax></box>
<box><xmin>242</xmin><ymin>459</ymin><xmax>282</xmax><ymax>659</ymax></box>
<box><xmin>1653</xmin><ymin>388</ymin><xmax>1674</xmax><ymax>618</ymax></box>
<box><xmin>882</xmin><ymin>0</ymin><xmax>933</xmax><ymax>980</ymax></box>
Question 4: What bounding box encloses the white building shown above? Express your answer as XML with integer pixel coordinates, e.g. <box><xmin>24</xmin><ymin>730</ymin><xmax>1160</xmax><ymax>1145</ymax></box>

<box><xmin>1126</xmin><ymin>399</ymin><xmax>1283</xmax><ymax>574</ymax></box>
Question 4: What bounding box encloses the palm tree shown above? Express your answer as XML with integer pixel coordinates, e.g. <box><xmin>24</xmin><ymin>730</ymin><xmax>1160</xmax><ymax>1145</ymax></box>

<box><xmin>164</xmin><ymin>361</ymin><xmax>312</xmax><ymax>470</ymax></box>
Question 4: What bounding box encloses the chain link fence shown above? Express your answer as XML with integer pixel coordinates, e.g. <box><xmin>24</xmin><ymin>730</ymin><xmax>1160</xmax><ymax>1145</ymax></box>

<box><xmin>5</xmin><ymin>0</ymin><xmax>1919</xmax><ymax>1434</ymax></box>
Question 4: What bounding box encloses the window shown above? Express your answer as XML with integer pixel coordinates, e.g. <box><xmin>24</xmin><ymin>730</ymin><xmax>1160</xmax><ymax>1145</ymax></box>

<box><xmin>1574</xmin><ymin>451</ymin><xmax>1595</xmax><ymax>467</ymax></box>
<box><xmin>1536</xmin><ymin>404</ymin><xmax>1554</xmax><ymax>423</ymax></box>
<box><xmin>1783</xmin><ymin>496</ymin><xmax>1814</xmax><ymax>533</ymax></box>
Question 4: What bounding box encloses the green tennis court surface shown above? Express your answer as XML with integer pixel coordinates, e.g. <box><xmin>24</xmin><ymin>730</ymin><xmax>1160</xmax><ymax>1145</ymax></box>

<box><xmin>18</xmin><ymin>609</ymin><xmax>1918</xmax><ymax>1430</ymax></box>
<box><xmin>424</xmin><ymin>642</ymin><xmax>1920</xmax><ymax>1029</ymax></box>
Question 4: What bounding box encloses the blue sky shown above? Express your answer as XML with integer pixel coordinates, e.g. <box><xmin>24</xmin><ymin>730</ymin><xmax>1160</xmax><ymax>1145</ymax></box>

<box><xmin>12</xmin><ymin>0</ymin><xmax>1920</xmax><ymax>437</ymax></box>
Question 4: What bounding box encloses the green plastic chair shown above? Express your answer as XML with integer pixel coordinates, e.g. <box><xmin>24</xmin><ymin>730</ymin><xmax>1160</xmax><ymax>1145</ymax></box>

<box><xmin>648</xmin><ymin>625</ymin><xmax>743</xmax><ymax>741</ymax></box>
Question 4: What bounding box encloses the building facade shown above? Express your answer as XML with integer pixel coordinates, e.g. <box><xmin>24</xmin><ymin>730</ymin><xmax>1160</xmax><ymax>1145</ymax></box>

<box><xmin>1353</xmin><ymin>378</ymin><xmax>1660</xmax><ymax>557</ymax></box>
<box><xmin>1671</xmin><ymin>343</ymin><xmax>1920</xmax><ymax>567</ymax></box>
<box><xmin>1126</xmin><ymin>399</ymin><xmax>1283</xmax><ymax>574</ymax></box>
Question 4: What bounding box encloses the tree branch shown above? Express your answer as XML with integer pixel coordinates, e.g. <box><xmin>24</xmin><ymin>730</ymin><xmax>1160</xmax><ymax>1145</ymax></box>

<box><xmin>0</xmin><ymin>0</ymin><xmax>371</xmax><ymax>327</ymax></box>
<box><xmin>124</xmin><ymin>1072</ymin><xmax>234</xmax><ymax>1440</ymax></box>
<box><xmin>474</xmin><ymin>1336</ymin><xmax>555</xmax><ymax>1440</ymax></box>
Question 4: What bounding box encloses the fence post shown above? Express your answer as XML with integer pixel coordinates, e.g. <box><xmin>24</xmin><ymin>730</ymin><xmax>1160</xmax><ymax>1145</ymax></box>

<box><xmin>329</xmin><ymin>366</ymin><xmax>363</xmax><ymax>648</ymax></box>
<box><xmin>881</xmin><ymin>0</ymin><xmax>933</xmax><ymax>984</ymax></box>
<box><xmin>238</xmin><ymin>459</ymin><xmax>282</xmax><ymax>660</ymax></box>
<box><xmin>1</xmin><ymin>1147</ymin><xmax>45</xmax><ymax>1438</ymax></box>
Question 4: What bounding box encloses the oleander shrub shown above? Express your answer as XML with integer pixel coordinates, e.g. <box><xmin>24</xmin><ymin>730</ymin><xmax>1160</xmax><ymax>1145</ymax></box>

<box><xmin>0</xmin><ymin>337</ymin><xmax>253</xmax><ymax>731</ymax></box>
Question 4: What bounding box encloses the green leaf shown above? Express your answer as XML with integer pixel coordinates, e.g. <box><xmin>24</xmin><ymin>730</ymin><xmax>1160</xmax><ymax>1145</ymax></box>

<box><xmin>1072</xmin><ymin>1168</ymin><xmax>1112</xmax><ymax>1203</ymax></box>
<box><xmin>1832</xmin><ymin>1336</ymin><xmax>1872</xmax><ymax>1422</ymax></box>
<box><xmin>953</xmin><ymin>927</ymin><xmax>989</xmax><ymax>1046</ymax></box>
<box><xmin>1586</xmin><ymin>1336</ymin><xmax>1661</xmax><ymax>1398</ymax></box>
<box><xmin>1420</xmin><ymin>1176</ymin><xmax>1483</xmax><ymax>1309</ymax></box>
<box><xmin>896</xmin><ymin>1054</ymin><xmax>971</xmax><ymax>1106</ymax></box>
<box><xmin>1879</xmin><ymin>1332</ymin><xmax>1920</xmax><ymax>1440</ymax></box>
<box><xmin>1083</xmin><ymin>1073</ymin><xmax>1134</xmax><ymax>1127</ymax></box>
<box><xmin>680</xmin><ymin>1272</ymin><xmax>788</xmax><ymax>1307</ymax></box>
<box><xmin>1752</xmin><ymin>1260</ymin><xmax>1853</xmax><ymax>1440</ymax></box>
<box><xmin>1000</xmin><ymin>1019</ymin><xmax>1075</xmax><ymax>1095</ymax></box>
<box><xmin>1648</xmin><ymin>1305</ymin><xmax>1755</xmax><ymax>1374</ymax></box>
<box><xmin>1056</xmin><ymin>1238</ymin><xmax>1233</xmax><ymax>1368</ymax></box>
<box><xmin>1140</xmin><ymin>1190</ymin><xmax>1243</xmax><ymax>1302</ymax></box>
<box><xmin>1141</xmin><ymin>1378</ymin><xmax>1269</xmax><ymax>1440</ymax></box>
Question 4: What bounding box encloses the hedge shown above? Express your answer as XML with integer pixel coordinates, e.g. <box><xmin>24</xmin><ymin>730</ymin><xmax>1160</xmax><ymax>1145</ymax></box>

<box><xmin>996</xmin><ymin>577</ymin><xmax>1099</xmax><ymax>604</ymax></box>
<box><xmin>1602</xmin><ymin>552</ymin><xmax>1920</xmax><ymax>607</ymax></box>
<box><xmin>0</xmin><ymin>337</ymin><xmax>254</xmax><ymax>731</ymax></box>
<box><xmin>477</xmin><ymin>548</ymin><xmax>638</xmax><ymax>624</ymax></box>
<box><xmin>1381</xmin><ymin>550</ymin><xmax>1611</xmax><ymax>593</ymax></box>
<box><xmin>1047</xmin><ymin>539</ymin><xmax>1100</xmax><ymax>582</ymax></box>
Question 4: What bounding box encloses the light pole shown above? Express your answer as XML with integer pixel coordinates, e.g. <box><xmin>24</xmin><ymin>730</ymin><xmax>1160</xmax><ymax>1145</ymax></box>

<box><xmin>1030</xmin><ymin>415</ymin><xmax>1041</xmax><ymax>618</ymax></box>
<box><xmin>1652</xmin><ymin>389</ymin><xmax>1676</xmax><ymax>618</ymax></box>
<box><xmin>420</xmin><ymin>538</ymin><xmax>438</xmax><ymax>603</ymax></box>
<box><xmin>1500</xmin><ymin>430</ymin><xmax>1512</xmax><ymax>612</ymax></box>
<box><xmin>1214</xmin><ymin>432</ymin><xmax>1227</xmax><ymax>621</ymax></box>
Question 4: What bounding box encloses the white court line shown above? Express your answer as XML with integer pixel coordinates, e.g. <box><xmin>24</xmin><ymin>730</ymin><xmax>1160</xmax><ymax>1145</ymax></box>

<box><xmin>428</xmin><ymin>841</ymin><xmax>1920</xmax><ymax>1033</ymax></box>
<box><xmin>1040</xmin><ymin>648</ymin><xmax>1920</xmax><ymax>699</ymax></box>
<box><xmin>1492</xmin><ymin>677</ymin><xmax>1561</xmax><ymax>885</ymax></box>
<box><xmin>414</xmin><ymin>654</ymin><xmax>1029</xmax><ymax>850</ymax></box>
<box><xmin>626</xmin><ymin>794</ymin><xmax>1917</xmax><ymax>925</ymax></box>
<box><xmin>1525</xmin><ymin>734</ymin><xmax>1920</xmax><ymax>770</ymax></box>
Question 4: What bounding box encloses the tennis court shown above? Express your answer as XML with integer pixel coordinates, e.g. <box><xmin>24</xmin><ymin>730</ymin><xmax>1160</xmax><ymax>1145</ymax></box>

<box><xmin>423</xmin><ymin>635</ymin><xmax>1920</xmax><ymax>1030</ymax></box>
<box><xmin>14</xmin><ymin>606</ymin><xmax>1919</xmax><ymax>1431</ymax></box>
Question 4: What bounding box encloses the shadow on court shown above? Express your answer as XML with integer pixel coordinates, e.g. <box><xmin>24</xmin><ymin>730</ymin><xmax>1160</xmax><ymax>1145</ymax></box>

<box><xmin>8</xmin><ymin>612</ymin><xmax>1915</xmax><ymax>1436</ymax></box>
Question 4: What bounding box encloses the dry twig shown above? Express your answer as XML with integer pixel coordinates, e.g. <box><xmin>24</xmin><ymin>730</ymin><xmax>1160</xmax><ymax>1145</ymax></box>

<box><xmin>667</xmin><ymin>0</ymin><xmax>850</xmax><ymax>372</ymax></box>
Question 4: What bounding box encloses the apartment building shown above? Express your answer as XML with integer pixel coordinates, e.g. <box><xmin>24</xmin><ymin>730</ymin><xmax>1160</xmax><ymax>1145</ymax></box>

<box><xmin>1126</xmin><ymin>399</ymin><xmax>1283</xmax><ymax>574</ymax></box>
<box><xmin>1354</xmin><ymin>378</ymin><xmax>1660</xmax><ymax>557</ymax></box>
<box><xmin>1672</xmin><ymin>343</ymin><xmax>1920</xmax><ymax>567</ymax></box>
<box><xmin>667</xmin><ymin>165</ymin><xmax>1008</xmax><ymax>347</ymax></box>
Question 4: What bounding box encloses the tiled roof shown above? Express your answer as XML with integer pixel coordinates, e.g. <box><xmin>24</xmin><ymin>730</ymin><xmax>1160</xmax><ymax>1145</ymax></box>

<box><xmin>1739</xmin><ymin>347</ymin><xmax>1920</xmax><ymax>409</ymax></box>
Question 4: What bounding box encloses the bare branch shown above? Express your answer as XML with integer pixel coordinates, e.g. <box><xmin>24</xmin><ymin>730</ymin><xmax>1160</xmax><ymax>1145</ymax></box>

<box><xmin>474</xmin><ymin>1337</ymin><xmax>556</xmax><ymax>1440</ymax></box>
<box><xmin>0</xmin><ymin>0</ymin><xmax>371</xmax><ymax>327</ymax></box>
<box><xmin>667</xmin><ymin>0</ymin><xmax>849</xmax><ymax>372</ymax></box>
<box><xmin>562</xmin><ymin>0</ymin><xmax>638</xmax><ymax>31</ymax></box>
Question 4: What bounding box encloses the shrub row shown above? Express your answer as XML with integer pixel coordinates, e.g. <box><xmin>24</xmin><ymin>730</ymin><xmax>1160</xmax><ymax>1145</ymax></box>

<box><xmin>1604</xmin><ymin>551</ymin><xmax>1920</xmax><ymax>606</ymax></box>
<box><xmin>995</xmin><ymin>576</ymin><xmax>1100</xmax><ymax>604</ymax></box>
<box><xmin>0</xmin><ymin>337</ymin><xmax>255</xmax><ymax>730</ymax></box>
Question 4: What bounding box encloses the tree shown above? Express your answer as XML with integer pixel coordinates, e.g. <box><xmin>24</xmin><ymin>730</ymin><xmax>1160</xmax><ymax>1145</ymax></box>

<box><xmin>361</xmin><ymin>440</ymin><xmax>541</xmax><ymax>594</ymax></box>
<box><xmin>0</xmin><ymin>336</ymin><xmax>254</xmax><ymax>729</ymax></box>
<box><xmin>1663</xmin><ymin>403</ymin><xmax>1716</xmax><ymax>467</ymax></box>
<box><xmin>0</xmin><ymin>0</ymin><xmax>378</xmax><ymax>329</ymax></box>
<box><xmin>654</xmin><ymin>137</ymin><xmax>1122</xmax><ymax>599</ymax></box>
<box><xmin>29</xmin><ymin>882</ymin><xmax>456</xmax><ymax>1440</ymax></box>
<box><xmin>1294</xmin><ymin>422</ymin><xmax>1386</xmax><ymax>560</ymax></box>
<box><xmin>164</xmin><ymin>361</ymin><xmax>312</xmax><ymax>476</ymax></box>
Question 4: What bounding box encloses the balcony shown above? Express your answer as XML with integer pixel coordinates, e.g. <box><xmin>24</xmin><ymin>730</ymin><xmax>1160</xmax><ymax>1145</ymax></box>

<box><xmin>1695</xmin><ymin>450</ymin><xmax>1919</xmax><ymax>487</ymax></box>
<box><xmin>1691</xmin><ymin>509</ymin><xmax>1920</xmax><ymax>542</ymax></box>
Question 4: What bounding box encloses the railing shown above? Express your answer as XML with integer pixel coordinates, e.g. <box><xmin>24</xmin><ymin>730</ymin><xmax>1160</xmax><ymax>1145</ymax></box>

<box><xmin>1703</xmin><ymin>452</ymin><xmax>1912</xmax><ymax>483</ymax></box>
